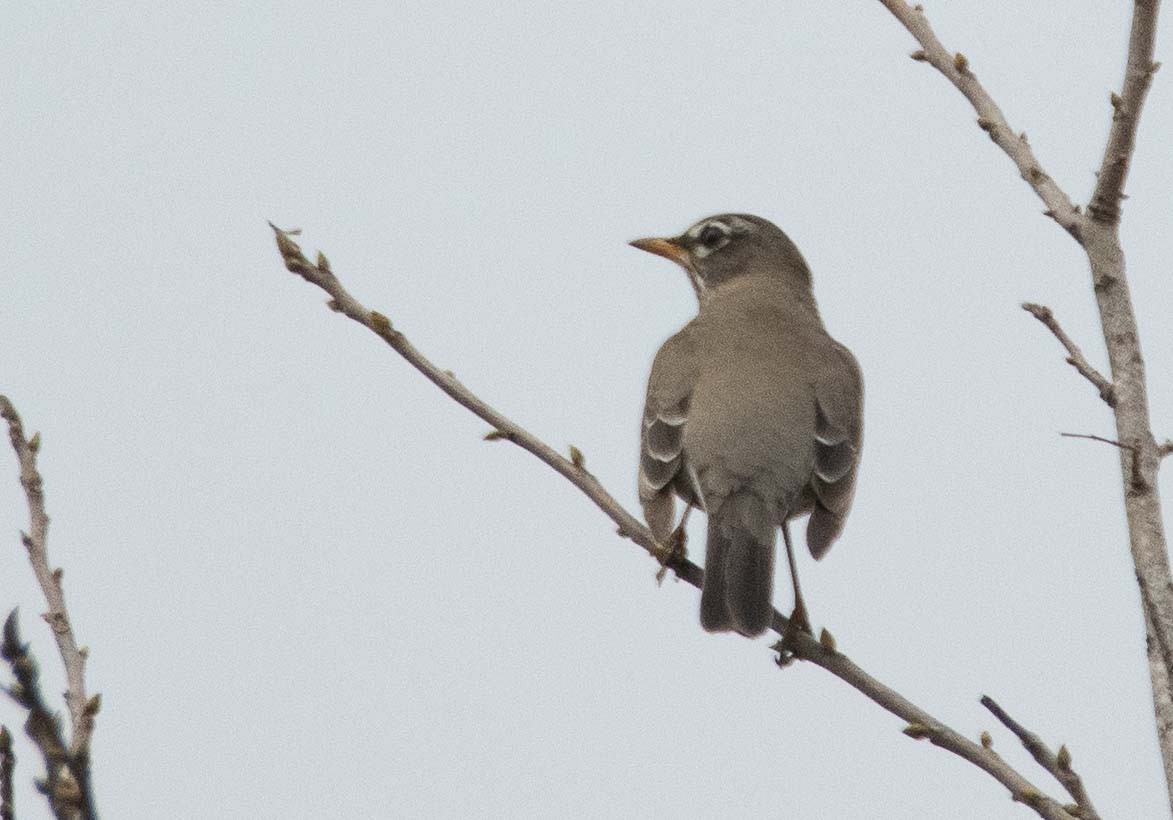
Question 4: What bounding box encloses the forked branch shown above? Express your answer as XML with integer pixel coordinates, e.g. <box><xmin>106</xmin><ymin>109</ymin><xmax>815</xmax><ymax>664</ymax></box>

<box><xmin>982</xmin><ymin>696</ymin><xmax>1100</xmax><ymax>820</ymax></box>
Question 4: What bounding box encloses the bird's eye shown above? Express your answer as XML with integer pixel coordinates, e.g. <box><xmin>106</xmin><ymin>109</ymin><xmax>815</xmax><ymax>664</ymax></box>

<box><xmin>698</xmin><ymin>224</ymin><xmax>727</xmax><ymax>247</ymax></box>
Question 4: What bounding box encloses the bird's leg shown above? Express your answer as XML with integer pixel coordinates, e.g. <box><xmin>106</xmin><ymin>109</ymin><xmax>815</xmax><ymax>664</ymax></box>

<box><xmin>782</xmin><ymin>521</ymin><xmax>813</xmax><ymax>637</ymax></box>
<box><xmin>655</xmin><ymin>502</ymin><xmax>692</xmax><ymax>584</ymax></box>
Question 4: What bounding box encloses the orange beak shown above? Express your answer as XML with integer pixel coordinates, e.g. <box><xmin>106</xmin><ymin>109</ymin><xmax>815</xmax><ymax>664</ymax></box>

<box><xmin>629</xmin><ymin>236</ymin><xmax>690</xmax><ymax>268</ymax></box>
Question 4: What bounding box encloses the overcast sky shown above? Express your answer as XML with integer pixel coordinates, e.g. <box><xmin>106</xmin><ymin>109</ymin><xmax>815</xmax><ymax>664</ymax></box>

<box><xmin>3</xmin><ymin>3</ymin><xmax>1172</xmax><ymax>818</ymax></box>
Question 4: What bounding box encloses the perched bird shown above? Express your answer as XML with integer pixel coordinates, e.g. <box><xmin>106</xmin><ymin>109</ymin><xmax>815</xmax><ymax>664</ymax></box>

<box><xmin>631</xmin><ymin>214</ymin><xmax>863</xmax><ymax>638</ymax></box>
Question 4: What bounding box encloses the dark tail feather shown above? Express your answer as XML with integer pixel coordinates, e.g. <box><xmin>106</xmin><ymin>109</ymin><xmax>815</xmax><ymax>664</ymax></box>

<box><xmin>700</xmin><ymin>515</ymin><xmax>732</xmax><ymax>632</ymax></box>
<box><xmin>701</xmin><ymin>494</ymin><xmax>776</xmax><ymax>637</ymax></box>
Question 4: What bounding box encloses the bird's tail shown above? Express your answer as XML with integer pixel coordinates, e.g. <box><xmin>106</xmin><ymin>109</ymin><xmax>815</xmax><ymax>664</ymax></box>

<box><xmin>700</xmin><ymin>493</ymin><xmax>776</xmax><ymax>637</ymax></box>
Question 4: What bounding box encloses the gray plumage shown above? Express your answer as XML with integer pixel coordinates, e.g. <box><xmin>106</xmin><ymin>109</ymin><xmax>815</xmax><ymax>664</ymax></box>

<box><xmin>632</xmin><ymin>214</ymin><xmax>863</xmax><ymax>637</ymax></box>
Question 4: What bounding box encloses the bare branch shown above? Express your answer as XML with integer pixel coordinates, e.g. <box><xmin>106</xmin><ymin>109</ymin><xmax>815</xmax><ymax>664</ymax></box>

<box><xmin>0</xmin><ymin>726</ymin><xmax>12</xmax><ymax>820</ymax></box>
<box><xmin>981</xmin><ymin>696</ymin><xmax>1100</xmax><ymax>820</ymax></box>
<box><xmin>1</xmin><ymin>612</ymin><xmax>92</xmax><ymax>819</ymax></box>
<box><xmin>272</xmin><ymin>226</ymin><xmax>1080</xmax><ymax>820</ymax></box>
<box><xmin>0</xmin><ymin>397</ymin><xmax>95</xmax><ymax>761</ymax></box>
<box><xmin>1021</xmin><ymin>304</ymin><xmax>1116</xmax><ymax>405</ymax></box>
<box><xmin>1159</xmin><ymin>440</ymin><xmax>1173</xmax><ymax>459</ymax></box>
<box><xmin>878</xmin><ymin>0</ymin><xmax>1172</xmax><ymax>805</ymax></box>
<box><xmin>876</xmin><ymin>1</ymin><xmax>1084</xmax><ymax>239</ymax></box>
<box><xmin>1089</xmin><ymin>0</ymin><xmax>1161</xmax><ymax>223</ymax></box>
<box><xmin>1060</xmin><ymin>433</ymin><xmax>1130</xmax><ymax>450</ymax></box>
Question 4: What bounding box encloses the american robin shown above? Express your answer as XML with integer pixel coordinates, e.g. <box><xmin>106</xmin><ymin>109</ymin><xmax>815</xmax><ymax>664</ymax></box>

<box><xmin>631</xmin><ymin>214</ymin><xmax>863</xmax><ymax>638</ymax></box>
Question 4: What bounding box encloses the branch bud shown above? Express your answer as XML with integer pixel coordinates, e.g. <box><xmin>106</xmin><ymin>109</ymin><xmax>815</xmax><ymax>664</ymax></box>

<box><xmin>368</xmin><ymin>311</ymin><xmax>393</xmax><ymax>336</ymax></box>
<box><xmin>902</xmin><ymin>723</ymin><xmax>930</xmax><ymax>740</ymax></box>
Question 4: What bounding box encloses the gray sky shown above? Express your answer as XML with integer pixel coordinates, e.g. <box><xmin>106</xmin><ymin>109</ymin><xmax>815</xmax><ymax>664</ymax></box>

<box><xmin>3</xmin><ymin>3</ymin><xmax>1171</xmax><ymax>818</ymax></box>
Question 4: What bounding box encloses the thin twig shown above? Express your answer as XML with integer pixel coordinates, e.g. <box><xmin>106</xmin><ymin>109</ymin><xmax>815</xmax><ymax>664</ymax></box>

<box><xmin>272</xmin><ymin>225</ymin><xmax>1079</xmax><ymax>820</ymax></box>
<box><xmin>1159</xmin><ymin>440</ymin><xmax>1173</xmax><ymax>459</ymax></box>
<box><xmin>1</xmin><ymin>612</ymin><xmax>89</xmax><ymax>819</ymax></box>
<box><xmin>1089</xmin><ymin>0</ymin><xmax>1162</xmax><ymax>223</ymax></box>
<box><xmin>0</xmin><ymin>397</ymin><xmax>95</xmax><ymax>758</ymax></box>
<box><xmin>1060</xmin><ymin>433</ymin><xmax>1131</xmax><ymax>451</ymax></box>
<box><xmin>981</xmin><ymin>696</ymin><xmax>1100</xmax><ymax>820</ymax></box>
<box><xmin>875</xmin><ymin>0</ymin><xmax>1085</xmax><ymax>240</ymax></box>
<box><xmin>1021</xmin><ymin>304</ymin><xmax>1116</xmax><ymax>405</ymax></box>
<box><xmin>0</xmin><ymin>725</ymin><xmax>12</xmax><ymax>820</ymax></box>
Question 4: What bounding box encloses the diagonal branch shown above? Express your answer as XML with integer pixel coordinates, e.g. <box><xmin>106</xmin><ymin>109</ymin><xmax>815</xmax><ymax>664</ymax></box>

<box><xmin>271</xmin><ymin>225</ymin><xmax>1083</xmax><ymax>820</ymax></box>
<box><xmin>875</xmin><ymin>0</ymin><xmax>1084</xmax><ymax>240</ymax></box>
<box><xmin>1022</xmin><ymin>303</ymin><xmax>1115</xmax><ymax>406</ymax></box>
<box><xmin>1089</xmin><ymin>0</ymin><xmax>1162</xmax><ymax>224</ymax></box>
<box><xmin>982</xmin><ymin>696</ymin><xmax>1100</xmax><ymax>820</ymax></box>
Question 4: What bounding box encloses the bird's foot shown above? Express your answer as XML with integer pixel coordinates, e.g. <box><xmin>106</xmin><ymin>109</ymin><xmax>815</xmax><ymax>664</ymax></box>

<box><xmin>787</xmin><ymin>599</ymin><xmax>813</xmax><ymax>638</ymax></box>
<box><xmin>772</xmin><ymin>600</ymin><xmax>814</xmax><ymax>667</ymax></box>
<box><xmin>654</xmin><ymin>523</ymin><xmax>688</xmax><ymax>585</ymax></box>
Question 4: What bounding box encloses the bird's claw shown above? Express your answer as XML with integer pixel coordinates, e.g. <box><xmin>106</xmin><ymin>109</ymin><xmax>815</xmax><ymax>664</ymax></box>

<box><xmin>654</xmin><ymin>523</ymin><xmax>688</xmax><ymax>585</ymax></box>
<box><xmin>772</xmin><ymin>601</ymin><xmax>815</xmax><ymax>666</ymax></box>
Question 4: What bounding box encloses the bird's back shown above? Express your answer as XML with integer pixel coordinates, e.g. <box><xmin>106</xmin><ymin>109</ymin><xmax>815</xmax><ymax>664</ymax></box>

<box><xmin>681</xmin><ymin>278</ymin><xmax>836</xmax><ymax>514</ymax></box>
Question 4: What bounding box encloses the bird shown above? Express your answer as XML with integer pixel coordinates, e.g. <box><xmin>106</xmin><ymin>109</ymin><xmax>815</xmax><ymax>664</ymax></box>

<box><xmin>630</xmin><ymin>213</ymin><xmax>863</xmax><ymax>638</ymax></box>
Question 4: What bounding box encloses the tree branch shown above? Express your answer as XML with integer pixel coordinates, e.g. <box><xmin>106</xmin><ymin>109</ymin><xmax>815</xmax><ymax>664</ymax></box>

<box><xmin>0</xmin><ymin>399</ymin><xmax>98</xmax><ymax>819</ymax></box>
<box><xmin>1089</xmin><ymin>0</ymin><xmax>1162</xmax><ymax>224</ymax></box>
<box><xmin>875</xmin><ymin>0</ymin><xmax>1084</xmax><ymax>239</ymax></box>
<box><xmin>0</xmin><ymin>398</ymin><xmax>95</xmax><ymax>758</ymax></box>
<box><xmin>878</xmin><ymin>0</ymin><xmax>1173</xmax><ymax>806</ymax></box>
<box><xmin>271</xmin><ymin>225</ymin><xmax>1083</xmax><ymax>820</ymax></box>
<box><xmin>981</xmin><ymin>696</ymin><xmax>1100</xmax><ymax>820</ymax></box>
<box><xmin>1</xmin><ymin>613</ymin><xmax>91</xmax><ymax>819</ymax></box>
<box><xmin>1059</xmin><ymin>432</ymin><xmax>1130</xmax><ymax>451</ymax></box>
<box><xmin>1021</xmin><ymin>304</ymin><xmax>1116</xmax><ymax>405</ymax></box>
<box><xmin>0</xmin><ymin>725</ymin><xmax>12</xmax><ymax>820</ymax></box>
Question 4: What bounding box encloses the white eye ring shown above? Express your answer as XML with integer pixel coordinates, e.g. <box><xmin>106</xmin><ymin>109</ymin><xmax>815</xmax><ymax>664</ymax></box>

<box><xmin>691</xmin><ymin>221</ymin><xmax>731</xmax><ymax>258</ymax></box>
<box><xmin>698</xmin><ymin>224</ymin><xmax>727</xmax><ymax>247</ymax></box>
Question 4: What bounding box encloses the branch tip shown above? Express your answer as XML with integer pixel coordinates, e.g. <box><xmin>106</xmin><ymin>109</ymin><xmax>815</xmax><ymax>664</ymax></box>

<box><xmin>1056</xmin><ymin>744</ymin><xmax>1072</xmax><ymax>772</ymax></box>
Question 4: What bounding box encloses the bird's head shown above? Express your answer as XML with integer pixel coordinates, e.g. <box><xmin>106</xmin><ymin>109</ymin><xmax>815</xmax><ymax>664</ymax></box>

<box><xmin>629</xmin><ymin>213</ymin><xmax>811</xmax><ymax>301</ymax></box>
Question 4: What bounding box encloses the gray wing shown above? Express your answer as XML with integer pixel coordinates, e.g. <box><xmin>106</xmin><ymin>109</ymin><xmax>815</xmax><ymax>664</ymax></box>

<box><xmin>807</xmin><ymin>341</ymin><xmax>864</xmax><ymax>559</ymax></box>
<box><xmin>639</xmin><ymin>330</ymin><xmax>700</xmax><ymax>543</ymax></box>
